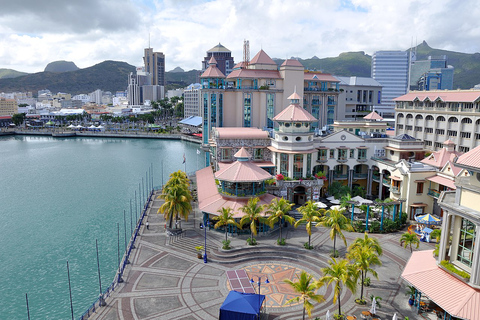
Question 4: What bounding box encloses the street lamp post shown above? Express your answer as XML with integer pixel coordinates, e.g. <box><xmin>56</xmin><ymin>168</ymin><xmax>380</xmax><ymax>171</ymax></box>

<box><xmin>250</xmin><ymin>276</ymin><xmax>269</xmax><ymax>319</ymax></box>
<box><xmin>200</xmin><ymin>221</ymin><xmax>208</xmax><ymax>263</ymax></box>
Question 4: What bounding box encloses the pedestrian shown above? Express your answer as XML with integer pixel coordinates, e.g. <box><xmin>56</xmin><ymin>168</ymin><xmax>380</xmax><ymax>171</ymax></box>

<box><xmin>146</xmin><ymin>222</ymin><xmax>149</xmax><ymax>230</ymax></box>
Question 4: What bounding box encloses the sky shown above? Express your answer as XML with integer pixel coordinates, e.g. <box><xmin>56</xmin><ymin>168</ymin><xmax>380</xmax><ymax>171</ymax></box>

<box><xmin>1</xmin><ymin>0</ymin><xmax>480</xmax><ymax>73</ymax></box>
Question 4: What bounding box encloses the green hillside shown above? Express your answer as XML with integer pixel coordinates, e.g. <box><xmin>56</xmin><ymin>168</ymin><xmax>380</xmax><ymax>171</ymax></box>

<box><xmin>0</xmin><ymin>61</ymin><xmax>135</xmax><ymax>95</ymax></box>
<box><xmin>0</xmin><ymin>69</ymin><xmax>28</xmax><ymax>79</ymax></box>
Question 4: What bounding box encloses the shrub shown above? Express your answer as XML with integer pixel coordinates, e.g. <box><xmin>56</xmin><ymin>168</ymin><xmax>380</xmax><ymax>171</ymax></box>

<box><xmin>330</xmin><ymin>249</ymin><xmax>339</xmax><ymax>258</ymax></box>
<box><xmin>246</xmin><ymin>238</ymin><xmax>257</xmax><ymax>246</ymax></box>
<box><xmin>363</xmin><ymin>277</ymin><xmax>371</xmax><ymax>287</ymax></box>
<box><xmin>304</xmin><ymin>242</ymin><xmax>313</xmax><ymax>250</ymax></box>
<box><xmin>353</xmin><ymin>220</ymin><xmax>365</xmax><ymax>233</ymax></box>
<box><xmin>369</xmin><ymin>220</ymin><xmax>381</xmax><ymax>233</ymax></box>
<box><xmin>440</xmin><ymin>260</ymin><xmax>470</xmax><ymax>280</ymax></box>
<box><xmin>277</xmin><ymin>238</ymin><xmax>286</xmax><ymax>246</ymax></box>
<box><xmin>400</xmin><ymin>212</ymin><xmax>408</xmax><ymax>225</ymax></box>
<box><xmin>275</xmin><ymin>174</ymin><xmax>284</xmax><ymax>181</ymax></box>
<box><xmin>222</xmin><ymin>240</ymin><xmax>231</xmax><ymax>250</ymax></box>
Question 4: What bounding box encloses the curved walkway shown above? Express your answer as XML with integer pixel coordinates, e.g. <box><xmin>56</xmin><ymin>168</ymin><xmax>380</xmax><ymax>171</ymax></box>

<box><xmin>90</xmin><ymin>192</ymin><xmax>435</xmax><ymax>320</ymax></box>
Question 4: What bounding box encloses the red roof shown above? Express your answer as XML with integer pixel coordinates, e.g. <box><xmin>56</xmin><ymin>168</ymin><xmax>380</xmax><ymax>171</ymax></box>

<box><xmin>227</xmin><ymin>68</ymin><xmax>281</xmax><ymax>79</ymax></box>
<box><xmin>363</xmin><ymin>111</ymin><xmax>383</xmax><ymax>120</ymax></box>
<box><xmin>196</xmin><ymin>166</ymin><xmax>277</xmax><ymax>218</ymax></box>
<box><xmin>234</xmin><ymin>147</ymin><xmax>251</xmax><ymax>159</ymax></box>
<box><xmin>0</xmin><ymin>116</ymin><xmax>12</xmax><ymax>119</ymax></box>
<box><xmin>402</xmin><ymin>250</ymin><xmax>480</xmax><ymax>320</ymax></box>
<box><xmin>455</xmin><ymin>145</ymin><xmax>480</xmax><ymax>169</ymax></box>
<box><xmin>421</xmin><ymin>147</ymin><xmax>462</xmax><ymax>169</ymax></box>
<box><xmin>394</xmin><ymin>90</ymin><xmax>480</xmax><ymax>103</ymax></box>
<box><xmin>215</xmin><ymin>160</ymin><xmax>272</xmax><ymax>182</ymax></box>
<box><xmin>425</xmin><ymin>175</ymin><xmax>456</xmax><ymax>190</ymax></box>
<box><xmin>215</xmin><ymin>127</ymin><xmax>269</xmax><ymax>139</ymax></box>
<box><xmin>200</xmin><ymin>63</ymin><xmax>225</xmax><ymax>78</ymax></box>
<box><xmin>281</xmin><ymin>59</ymin><xmax>303</xmax><ymax>67</ymax></box>
<box><xmin>249</xmin><ymin>49</ymin><xmax>276</xmax><ymax>65</ymax></box>
<box><xmin>273</xmin><ymin>104</ymin><xmax>317</xmax><ymax>122</ymax></box>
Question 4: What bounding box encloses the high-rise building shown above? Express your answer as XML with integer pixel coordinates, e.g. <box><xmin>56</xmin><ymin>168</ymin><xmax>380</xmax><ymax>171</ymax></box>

<box><xmin>202</xmin><ymin>43</ymin><xmax>235</xmax><ymax>76</ymax></box>
<box><xmin>144</xmin><ymin>48</ymin><xmax>165</xmax><ymax>86</ymax></box>
<box><xmin>410</xmin><ymin>55</ymin><xmax>454</xmax><ymax>91</ymax></box>
<box><xmin>0</xmin><ymin>98</ymin><xmax>18</xmax><ymax>116</ymax></box>
<box><xmin>371</xmin><ymin>50</ymin><xmax>411</xmax><ymax>118</ymax></box>
<box><xmin>183</xmin><ymin>83</ymin><xmax>202</xmax><ymax>118</ymax></box>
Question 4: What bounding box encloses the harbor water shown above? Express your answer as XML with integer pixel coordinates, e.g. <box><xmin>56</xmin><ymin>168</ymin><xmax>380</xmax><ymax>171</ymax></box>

<box><xmin>0</xmin><ymin>135</ymin><xmax>205</xmax><ymax>319</ymax></box>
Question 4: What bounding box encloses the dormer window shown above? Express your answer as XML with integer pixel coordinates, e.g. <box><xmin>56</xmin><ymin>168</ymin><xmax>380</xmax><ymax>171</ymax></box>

<box><xmin>285</xmin><ymin>123</ymin><xmax>290</xmax><ymax>127</ymax></box>
<box><xmin>296</xmin><ymin>123</ymin><xmax>301</xmax><ymax>128</ymax></box>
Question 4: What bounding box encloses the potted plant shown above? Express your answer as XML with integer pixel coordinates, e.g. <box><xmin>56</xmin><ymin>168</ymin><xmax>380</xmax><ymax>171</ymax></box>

<box><xmin>195</xmin><ymin>246</ymin><xmax>204</xmax><ymax>259</ymax></box>
<box><xmin>406</xmin><ymin>285</ymin><xmax>415</xmax><ymax>305</ymax></box>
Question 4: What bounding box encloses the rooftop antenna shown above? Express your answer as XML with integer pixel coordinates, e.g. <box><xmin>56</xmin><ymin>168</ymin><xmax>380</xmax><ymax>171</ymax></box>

<box><xmin>243</xmin><ymin>39</ymin><xmax>250</xmax><ymax>69</ymax></box>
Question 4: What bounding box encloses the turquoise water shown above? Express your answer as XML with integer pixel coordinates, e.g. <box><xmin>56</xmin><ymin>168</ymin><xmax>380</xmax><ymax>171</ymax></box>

<box><xmin>0</xmin><ymin>135</ymin><xmax>205</xmax><ymax>319</ymax></box>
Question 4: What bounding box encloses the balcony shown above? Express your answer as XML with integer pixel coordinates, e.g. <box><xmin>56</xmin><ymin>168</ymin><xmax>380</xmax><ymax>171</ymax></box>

<box><xmin>372</xmin><ymin>173</ymin><xmax>380</xmax><ymax>182</ymax></box>
<box><xmin>277</xmin><ymin>179</ymin><xmax>324</xmax><ymax>188</ymax></box>
<box><xmin>428</xmin><ymin>189</ymin><xmax>440</xmax><ymax>198</ymax></box>
<box><xmin>337</xmin><ymin>157</ymin><xmax>348</xmax><ymax>163</ymax></box>
<box><xmin>357</xmin><ymin>157</ymin><xmax>368</xmax><ymax>163</ymax></box>
<box><xmin>353</xmin><ymin>173</ymin><xmax>368</xmax><ymax>180</ymax></box>
<box><xmin>391</xmin><ymin>186</ymin><xmax>401</xmax><ymax>195</ymax></box>
<box><xmin>317</xmin><ymin>156</ymin><xmax>328</xmax><ymax>163</ymax></box>
<box><xmin>383</xmin><ymin>178</ymin><xmax>390</xmax><ymax>186</ymax></box>
<box><xmin>333</xmin><ymin>173</ymin><xmax>348</xmax><ymax>180</ymax></box>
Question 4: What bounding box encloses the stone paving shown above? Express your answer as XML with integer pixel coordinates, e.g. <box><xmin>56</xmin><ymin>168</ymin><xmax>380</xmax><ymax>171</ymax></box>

<box><xmin>90</xmin><ymin>191</ymin><xmax>436</xmax><ymax>320</ymax></box>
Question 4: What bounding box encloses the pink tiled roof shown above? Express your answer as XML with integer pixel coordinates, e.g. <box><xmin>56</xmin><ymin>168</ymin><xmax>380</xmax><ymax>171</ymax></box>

<box><xmin>304</xmin><ymin>72</ymin><xmax>339</xmax><ymax>82</ymax></box>
<box><xmin>233</xmin><ymin>61</ymin><xmax>247</xmax><ymax>69</ymax></box>
<box><xmin>421</xmin><ymin>147</ymin><xmax>462</xmax><ymax>169</ymax></box>
<box><xmin>273</xmin><ymin>104</ymin><xmax>317</xmax><ymax>122</ymax></box>
<box><xmin>394</xmin><ymin>90</ymin><xmax>480</xmax><ymax>103</ymax></box>
<box><xmin>363</xmin><ymin>111</ymin><xmax>383</xmax><ymax>120</ymax></box>
<box><xmin>196</xmin><ymin>166</ymin><xmax>277</xmax><ymax>218</ymax></box>
<box><xmin>215</xmin><ymin>127</ymin><xmax>269</xmax><ymax>139</ymax></box>
<box><xmin>402</xmin><ymin>250</ymin><xmax>480</xmax><ymax>320</ymax></box>
<box><xmin>425</xmin><ymin>175</ymin><xmax>456</xmax><ymax>190</ymax></box>
<box><xmin>455</xmin><ymin>145</ymin><xmax>480</xmax><ymax>169</ymax></box>
<box><xmin>281</xmin><ymin>59</ymin><xmax>303</xmax><ymax>67</ymax></box>
<box><xmin>249</xmin><ymin>49</ymin><xmax>276</xmax><ymax>65</ymax></box>
<box><xmin>217</xmin><ymin>161</ymin><xmax>274</xmax><ymax>171</ymax></box>
<box><xmin>234</xmin><ymin>147</ymin><xmax>251</xmax><ymax>159</ymax></box>
<box><xmin>215</xmin><ymin>160</ymin><xmax>272</xmax><ymax>182</ymax></box>
<box><xmin>208</xmin><ymin>56</ymin><xmax>218</xmax><ymax>65</ymax></box>
<box><xmin>200</xmin><ymin>64</ymin><xmax>225</xmax><ymax>78</ymax></box>
<box><xmin>288</xmin><ymin>91</ymin><xmax>302</xmax><ymax>101</ymax></box>
<box><xmin>227</xmin><ymin>68</ymin><xmax>281</xmax><ymax>79</ymax></box>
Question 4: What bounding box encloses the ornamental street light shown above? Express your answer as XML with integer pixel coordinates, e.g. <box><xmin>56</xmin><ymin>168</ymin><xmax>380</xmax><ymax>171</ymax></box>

<box><xmin>200</xmin><ymin>222</ymin><xmax>207</xmax><ymax>263</ymax></box>
<box><xmin>250</xmin><ymin>276</ymin><xmax>269</xmax><ymax>318</ymax></box>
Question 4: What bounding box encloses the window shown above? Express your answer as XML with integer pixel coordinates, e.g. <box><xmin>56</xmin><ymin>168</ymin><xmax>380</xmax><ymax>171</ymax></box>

<box><xmin>221</xmin><ymin>148</ymin><xmax>232</xmax><ymax>161</ymax></box>
<box><xmin>280</xmin><ymin>154</ymin><xmax>289</xmax><ymax>176</ymax></box>
<box><xmin>461</xmin><ymin>132</ymin><xmax>471</xmax><ymax>138</ymax></box>
<box><xmin>243</xmin><ymin>93</ymin><xmax>251</xmax><ymax>127</ymax></box>
<box><xmin>349</xmin><ymin>149</ymin><xmax>355</xmax><ymax>158</ymax></box>
<box><xmin>254</xmin><ymin>148</ymin><xmax>263</xmax><ymax>160</ymax></box>
<box><xmin>425</xmin><ymin>128</ymin><xmax>433</xmax><ymax>133</ymax></box>
<box><xmin>338</xmin><ymin>149</ymin><xmax>347</xmax><ymax>161</ymax></box>
<box><xmin>447</xmin><ymin>130</ymin><xmax>457</xmax><ymax>137</ymax></box>
<box><xmin>266</xmin><ymin>93</ymin><xmax>275</xmax><ymax>128</ymax></box>
<box><xmin>293</xmin><ymin>154</ymin><xmax>303</xmax><ymax>179</ymax></box>
<box><xmin>457</xmin><ymin>218</ymin><xmax>476</xmax><ymax>268</ymax></box>
<box><xmin>330</xmin><ymin>149</ymin><xmax>335</xmax><ymax>158</ymax></box>
<box><xmin>416</xmin><ymin>182</ymin><xmax>424</xmax><ymax>194</ymax></box>
<box><xmin>357</xmin><ymin>149</ymin><xmax>367</xmax><ymax>160</ymax></box>
<box><xmin>435</xmin><ymin>129</ymin><xmax>445</xmax><ymax>135</ymax></box>
<box><xmin>318</xmin><ymin>149</ymin><xmax>327</xmax><ymax>161</ymax></box>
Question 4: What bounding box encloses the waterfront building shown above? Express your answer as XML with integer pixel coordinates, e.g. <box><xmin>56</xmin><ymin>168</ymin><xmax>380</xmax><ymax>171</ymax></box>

<box><xmin>409</xmin><ymin>55</ymin><xmax>454</xmax><ymax>91</ymax></box>
<box><xmin>394</xmin><ymin>89</ymin><xmax>480</xmax><ymax>152</ymax></box>
<box><xmin>402</xmin><ymin>145</ymin><xmax>480</xmax><ymax>320</ymax></box>
<box><xmin>183</xmin><ymin>83</ymin><xmax>202</xmax><ymax>118</ymax></box>
<box><xmin>0</xmin><ymin>98</ymin><xmax>18</xmax><ymax>116</ymax></box>
<box><xmin>371</xmin><ymin>50</ymin><xmax>410</xmax><ymax>118</ymax></box>
<box><xmin>335</xmin><ymin>76</ymin><xmax>383</xmax><ymax>120</ymax></box>
<box><xmin>202</xmin><ymin>43</ymin><xmax>235</xmax><ymax>76</ymax></box>
<box><xmin>144</xmin><ymin>47</ymin><xmax>165</xmax><ymax>86</ymax></box>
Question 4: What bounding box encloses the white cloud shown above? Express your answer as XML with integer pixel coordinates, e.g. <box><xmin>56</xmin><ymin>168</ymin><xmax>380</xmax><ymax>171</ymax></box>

<box><xmin>0</xmin><ymin>0</ymin><xmax>479</xmax><ymax>73</ymax></box>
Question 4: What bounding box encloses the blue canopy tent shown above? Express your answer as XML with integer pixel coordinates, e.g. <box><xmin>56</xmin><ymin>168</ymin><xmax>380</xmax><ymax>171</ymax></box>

<box><xmin>219</xmin><ymin>291</ymin><xmax>265</xmax><ymax>320</ymax></box>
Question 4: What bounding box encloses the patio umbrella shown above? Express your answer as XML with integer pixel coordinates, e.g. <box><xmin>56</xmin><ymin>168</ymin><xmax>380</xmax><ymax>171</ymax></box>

<box><xmin>330</xmin><ymin>199</ymin><xmax>340</xmax><ymax>205</ymax></box>
<box><xmin>325</xmin><ymin>310</ymin><xmax>331</xmax><ymax>320</ymax></box>
<box><xmin>354</xmin><ymin>207</ymin><xmax>363</xmax><ymax>214</ymax></box>
<box><xmin>330</xmin><ymin>205</ymin><xmax>342</xmax><ymax>211</ymax></box>
<box><xmin>314</xmin><ymin>202</ymin><xmax>328</xmax><ymax>208</ymax></box>
<box><xmin>327</xmin><ymin>196</ymin><xmax>336</xmax><ymax>201</ymax></box>
<box><xmin>392</xmin><ymin>312</ymin><xmax>397</xmax><ymax>320</ymax></box>
<box><xmin>415</xmin><ymin>213</ymin><xmax>441</xmax><ymax>226</ymax></box>
<box><xmin>370</xmin><ymin>297</ymin><xmax>377</xmax><ymax>315</ymax></box>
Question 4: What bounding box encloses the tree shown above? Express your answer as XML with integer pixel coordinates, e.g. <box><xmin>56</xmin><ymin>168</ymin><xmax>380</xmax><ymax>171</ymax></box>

<box><xmin>12</xmin><ymin>113</ymin><xmax>26</xmax><ymax>126</ymax></box>
<box><xmin>266</xmin><ymin>198</ymin><xmax>295</xmax><ymax>242</ymax></box>
<box><xmin>239</xmin><ymin>197</ymin><xmax>267</xmax><ymax>244</ymax></box>
<box><xmin>316</xmin><ymin>208</ymin><xmax>354</xmax><ymax>256</ymax></box>
<box><xmin>327</xmin><ymin>182</ymin><xmax>350</xmax><ymax>199</ymax></box>
<box><xmin>294</xmin><ymin>201</ymin><xmax>323</xmax><ymax>249</ymax></box>
<box><xmin>158</xmin><ymin>171</ymin><xmax>192</xmax><ymax>229</ymax></box>
<box><xmin>349</xmin><ymin>232</ymin><xmax>383</xmax><ymax>256</ymax></box>
<box><xmin>340</xmin><ymin>193</ymin><xmax>352</xmax><ymax>211</ymax></box>
<box><xmin>347</xmin><ymin>245</ymin><xmax>381</xmax><ymax>301</ymax></box>
<box><xmin>213</xmin><ymin>207</ymin><xmax>240</xmax><ymax>242</ymax></box>
<box><xmin>400</xmin><ymin>232</ymin><xmax>420</xmax><ymax>252</ymax></box>
<box><xmin>352</xmin><ymin>185</ymin><xmax>366</xmax><ymax>197</ymax></box>
<box><xmin>284</xmin><ymin>271</ymin><xmax>325</xmax><ymax>320</ymax></box>
<box><xmin>317</xmin><ymin>258</ymin><xmax>357</xmax><ymax>316</ymax></box>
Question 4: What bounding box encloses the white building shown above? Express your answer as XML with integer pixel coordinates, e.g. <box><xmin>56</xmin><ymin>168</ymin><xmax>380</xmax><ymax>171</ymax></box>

<box><xmin>335</xmin><ymin>76</ymin><xmax>383</xmax><ymax>120</ymax></box>
<box><xmin>183</xmin><ymin>83</ymin><xmax>202</xmax><ymax>117</ymax></box>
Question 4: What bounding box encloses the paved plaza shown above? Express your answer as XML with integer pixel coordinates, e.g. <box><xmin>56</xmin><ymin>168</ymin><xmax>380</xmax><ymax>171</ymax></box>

<box><xmin>90</xmin><ymin>191</ymin><xmax>436</xmax><ymax>320</ymax></box>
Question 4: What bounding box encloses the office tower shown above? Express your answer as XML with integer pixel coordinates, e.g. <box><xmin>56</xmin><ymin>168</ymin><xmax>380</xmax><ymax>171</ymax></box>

<box><xmin>144</xmin><ymin>48</ymin><xmax>165</xmax><ymax>86</ymax></box>
<box><xmin>371</xmin><ymin>50</ymin><xmax>410</xmax><ymax>118</ymax></box>
<box><xmin>410</xmin><ymin>55</ymin><xmax>454</xmax><ymax>91</ymax></box>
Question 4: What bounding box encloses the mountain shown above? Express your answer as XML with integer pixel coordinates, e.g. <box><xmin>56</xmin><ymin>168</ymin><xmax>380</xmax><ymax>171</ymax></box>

<box><xmin>44</xmin><ymin>60</ymin><xmax>79</xmax><ymax>73</ymax></box>
<box><xmin>413</xmin><ymin>41</ymin><xmax>480</xmax><ymax>89</ymax></box>
<box><xmin>0</xmin><ymin>68</ymin><xmax>28</xmax><ymax>79</ymax></box>
<box><xmin>0</xmin><ymin>61</ymin><xmax>135</xmax><ymax>95</ymax></box>
<box><xmin>169</xmin><ymin>67</ymin><xmax>185</xmax><ymax>73</ymax></box>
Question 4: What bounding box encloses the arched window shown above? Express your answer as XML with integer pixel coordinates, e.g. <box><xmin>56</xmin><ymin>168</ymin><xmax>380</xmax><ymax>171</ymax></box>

<box><xmin>461</xmin><ymin>118</ymin><xmax>473</xmax><ymax>124</ymax></box>
<box><xmin>437</xmin><ymin>116</ymin><xmax>446</xmax><ymax>122</ymax></box>
<box><xmin>406</xmin><ymin>114</ymin><xmax>413</xmax><ymax>119</ymax></box>
<box><xmin>426</xmin><ymin>115</ymin><xmax>434</xmax><ymax>120</ymax></box>
<box><xmin>415</xmin><ymin>115</ymin><xmax>423</xmax><ymax>120</ymax></box>
<box><xmin>448</xmin><ymin>117</ymin><xmax>458</xmax><ymax>123</ymax></box>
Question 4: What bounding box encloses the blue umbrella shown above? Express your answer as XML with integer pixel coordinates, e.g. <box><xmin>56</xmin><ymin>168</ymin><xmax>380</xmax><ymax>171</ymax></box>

<box><xmin>415</xmin><ymin>213</ymin><xmax>441</xmax><ymax>226</ymax></box>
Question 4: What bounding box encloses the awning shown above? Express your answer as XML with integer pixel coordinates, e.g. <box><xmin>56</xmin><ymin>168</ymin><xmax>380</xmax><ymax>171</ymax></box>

<box><xmin>410</xmin><ymin>203</ymin><xmax>427</xmax><ymax>207</ymax></box>
<box><xmin>391</xmin><ymin>176</ymin><xmax>402</xmax><ymax>181</ymax></box>
<box><xmin>402</xmin><ymin>250</ymin><xmax>480</xmax><ymax>320</ymax></box>
<box><xmin>426</xmin><ymin>175</ymin><xmax>456</xmax><ymax>190</ymax></box>
<box><xmin>356</xmin><ymin>146</ymin><xmax>368</xmax><ymax>149</ymax></box>
<box><xmin>336</xmin><ymin>146</ymin><xmax>348</xmax><ymax>149</ymax></box>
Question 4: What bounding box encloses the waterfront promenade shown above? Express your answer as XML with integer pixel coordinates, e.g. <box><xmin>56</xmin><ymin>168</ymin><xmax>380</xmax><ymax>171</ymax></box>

<box><xmin>88</xmin><ymin>185</ymin><xmax>435</xmax><ymax>320</ymax></box>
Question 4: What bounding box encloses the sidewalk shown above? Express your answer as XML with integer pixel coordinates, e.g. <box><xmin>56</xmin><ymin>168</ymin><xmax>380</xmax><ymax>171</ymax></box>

<box><xmin>90</xmin><ymin>191</ymin><xmax>435</xmax><ymax>320</ymax></box>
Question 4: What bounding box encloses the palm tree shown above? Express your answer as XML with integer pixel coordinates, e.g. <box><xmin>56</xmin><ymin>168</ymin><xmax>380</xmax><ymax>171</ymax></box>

<box><xmin>349</xmin><ymin>232</ymin><xmax>383</xmax><ymax>256</ymax></box>
<box><xmin>267</xmin><ymin>198</ymin><xmax>295</xmax><ymax>242</ymax></box>
<box><xmin>239</xmin><ymin>197</ymin><xmax>267</xmax><ymax>244</ymax></box>
<box><xmin>400</xmin><ymin>232</ymin><xmax>420</xmax><ymax>252</ymax></box>
<box><xmin>317</xmin><ymin>258</ymin><xmax>357</xmax><ymax>316</ymax></box>
<box><xmin>213</xmin><ymin>207</ymin><xmax>240</xmax><ymax>242</ymax></box>
<box><xmin>347</xmin><ymin>246</ymin><xmax>381</xmax><ymax>301</ymax></box>
<box><xmin>316</xmin><ymin>208</ymin><xmax>354</xmax><ymax>256</ymax></box>
<box><xmin>340</xmin><ymin>193</ymin><xmax>352</xmax><ymax>211</ymax></box>
<box><xmin>284</xmin><ymin>271</ymin><xmax>325</xmax><ymax>320</ymax></box>
<box><xmin>294</xmin><ymin>201</ymin><xmax>323</xmax><ymax>249</ymax></box>
<box><xmin>158</xmin><ymin>183</ymin><xmax>192</xmax><ymax>229</ymax></box>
